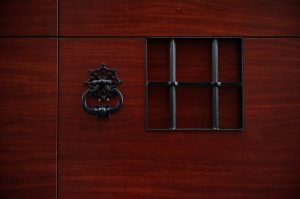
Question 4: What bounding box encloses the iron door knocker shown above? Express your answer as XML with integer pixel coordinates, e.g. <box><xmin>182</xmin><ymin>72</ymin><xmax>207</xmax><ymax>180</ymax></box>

<box><xmin>81</xmin><ymin>63</ymin><xmax>123</xmax><ymax>118</ymax></box>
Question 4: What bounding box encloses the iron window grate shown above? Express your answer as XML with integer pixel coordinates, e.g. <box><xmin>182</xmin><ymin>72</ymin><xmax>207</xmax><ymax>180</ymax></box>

<box><xmin>145</xmin><ymin>37</ymin><xmax>244</xmax><ymax>131</ymax></box>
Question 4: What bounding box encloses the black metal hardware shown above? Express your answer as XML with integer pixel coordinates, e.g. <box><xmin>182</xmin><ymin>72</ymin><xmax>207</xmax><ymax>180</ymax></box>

<box><xmin>81</xmin><ymin>64</ymin><xmax>123</xmax><ymax>118</ymax></box>
<box><xmin>212</xmin><ymin>38</ymin><xmax>219</xmax><ymax>129</ymax></box>
<box><xmin>145</xmin><ymin>37</ymin><xmax>244</xmax><ymax>131</ymax></box>
<box><xmin>169</xmin><ymin>39</ymin><xmax>176</xmax><ymax>130</ymax></box>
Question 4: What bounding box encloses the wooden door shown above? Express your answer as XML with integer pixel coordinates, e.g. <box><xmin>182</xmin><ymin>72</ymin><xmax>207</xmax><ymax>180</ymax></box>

<box><xmin>1</xmin><ymin>0</ymin><xmax>300</xmax><ymax>199</ymax></box>
<box><xmin>57</xmin><ymin>1</ymin><xmax>300</xmax><ymax>198</ymax></box>
<box><xmin>59</xmin><ymin>38</ymin><xmax>300</xmax><ymax>198</ymax></box>
<box><xmin>0</xmin><ymin>39</ymin><xmax>57</xmax><ymax>199</ymax></box>
<box><xmin>0</xmin><ymin>0</ymin><xmax>57</xmax><ymax>198</ymax></box>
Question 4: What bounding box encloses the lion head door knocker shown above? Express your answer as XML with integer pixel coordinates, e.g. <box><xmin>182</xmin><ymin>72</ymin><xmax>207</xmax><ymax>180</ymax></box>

<box><xmin>81</xmin><ymin>63</ymin><xmax>123</xmax><ymax>118</ymax></box>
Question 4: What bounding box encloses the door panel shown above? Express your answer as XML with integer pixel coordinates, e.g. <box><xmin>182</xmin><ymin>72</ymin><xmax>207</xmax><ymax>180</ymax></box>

<box><xmin>60</xmin><ymin>0</ymin><xmax>300</xmax><ymax>36</ymax></box>
<box><xmin>0</xmin><ymin>0</ymin><xmax>57</xmax><ymax>36</ymax></box>
<box><xmin>59</xmin><ymin>38</ymin><xmax>300</xmax><ymax>198</ymax></box>
<box><xmin>0</xmin><ymin>39</ymin><xmax>57</xmax><ymax>199</ymax></box>
<box><xmin>59</xmin><ymin>39</ymin><xmax>145</xmax><ymax>199</ymax></box>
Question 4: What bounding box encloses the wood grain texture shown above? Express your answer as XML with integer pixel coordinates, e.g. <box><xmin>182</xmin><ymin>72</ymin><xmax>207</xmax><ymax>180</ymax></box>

<box><xmin>0</xmin><ymin>0</ymin><xmax>57</xmax><ymax>35</ymax></box>
<box><xmin>59</xmin><ymin>39</ymin><xmax>145</xmax><ymax>199</ymax></box>
<box><xmin>147</xmin><ymin>39</ymin><xmax>169</xmax><ymax>81</ymax></box>
<box><xmin>176</xmin><ymin>39</ymin><xmax>211</xmax><ymax>82</ymax></box>
<box><xmin>219</xmin><ymin>86</ymin><xmax>241</xmax><ymax>129</ymax></box>
<box><xmin>0</xmin><ymin>39</ymin><xmax>57</xmax><ymax>199</ymax></box>
<box><xmin>219</xmin><ymin>39</ymin><xmax>241</xmax><ymax>81</ymax></box>
<box><xmin>148</xmin><ymin>86</ymin><xmax>169</xmax><ymax>129</ymax></box>
<box><xmin>60</xmin><ymin>0</ymin><xmax>300</xmax><ymax>36</ymax></box>
<box><xmin>59</xmin><ymin>38</ymin><xmax>300</xmax><ymax>198</ymax></box>
<box><xmin>177</xmin><ymin>86</ymin><xmax>212</xmax><ymax>128</ymax></box>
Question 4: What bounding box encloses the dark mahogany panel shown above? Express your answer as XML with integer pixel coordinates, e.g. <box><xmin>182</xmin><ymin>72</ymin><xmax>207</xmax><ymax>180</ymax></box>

<box><xmin>0</xmin><ymin>0</ymin><xmax>57</xmax><ymax>35</ymax></box>
<box><xmin>60</xmin><ymin>0</ymin><xmax>300</xmax><ymax>36</ymax></box>
<box><xmin>0</xmin><ymin>39</ymin><xmax>57</xmax><ymax>198</ymax></box>
<box><xmin>176</xmin><ymin>39</ymin><xmax>211</xmax><ymax>82</ymax></box>
<box><xmin>244</xmin><ymin>39</ymin><xmax>300</xmax><ymax>197</ymax></box>
<box><xmin>60</xmin><ymin>39</ymin><xmax>300</xmax><ymax>199</ymax></box>
<box><xmin>59</xmin><ymin>39</ymin><xmax>145</xmax><ymax>199</ymax></box>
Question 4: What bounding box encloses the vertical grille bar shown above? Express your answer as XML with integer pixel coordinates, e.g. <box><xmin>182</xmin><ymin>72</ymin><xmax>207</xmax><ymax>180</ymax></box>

<box><xmin>169</xmin><ymin>39</ymin><xmax>176</xmax><ymax>129</ymax></box>
<box><xmin>145</xmin><ymin>39</ymin><xmax>149</xmax><ymax>129</ymax></box>
<box><xmin>212</xmin><ymin>38</ymin><xmax>219</xmax><ymax>129</ymax></box>
<box><xmin>240</xmin><ymin>38</ymin><xmax>244</xmax><ymax>130</ymax></box>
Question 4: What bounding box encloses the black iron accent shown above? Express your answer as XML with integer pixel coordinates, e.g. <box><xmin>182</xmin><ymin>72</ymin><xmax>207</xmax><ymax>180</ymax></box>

<box><xmin>148</xmin><ymin>81</ymin><xmax>241</xmax><ymax>87</ymax></box>
<box><xmin>81</xmin><ymin>63</ymin><xmax>123</xmax><ymax>118</ymax></box>
<box><xmin>240</xmin><ymin>39</ymin><xmax>245</xmax><ymax>130</ymax></box>
<box><xmin>169</xmin><ymin>39</ymin><xmax>177</xmax><ymax>130</ymax></box>
<box><xmin>145</xmin><ymin>37</ymin><xmax>244</xmax><ymax>131</ymax></box>
<box><xmin>212</xmin><ymin>38</ymin><xmax>219</xmax><ymax>129</ymax></box>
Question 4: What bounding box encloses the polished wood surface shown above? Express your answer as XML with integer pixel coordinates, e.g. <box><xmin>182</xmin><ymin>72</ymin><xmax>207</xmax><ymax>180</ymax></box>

<box><xmin>59</xmin><ymin>38</ymin><xmax>300</xmax><ymax>198</ymax></box>
<box><xmin>1</xmin><ymin>0</ymin><xmax>299</xmax><ymax>198</ymax></box>
<box><xmin>59</xmin><ymin>39</ymin><xmax>144</xmax><ymax>198</ymax></box>
<box><xmin>0</xmin><ymin>0</ymin><xmax>57</xmax><ymax>36</ymax></box>
<box><xmin>60</xmin><ymin>0</ymin><xmax>300</xmax><ymax>36</ymax></box>
<box><xmin>0</xmin><ymin>39</ymin><xmax>57</xmax><ymax>199</ymax></box>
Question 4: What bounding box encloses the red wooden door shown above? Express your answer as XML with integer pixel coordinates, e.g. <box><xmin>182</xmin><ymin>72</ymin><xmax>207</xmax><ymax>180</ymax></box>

<box><xmin>58</xmin><ymin>38</ymin><xmax>300</xmax><ymax>198</ymax></box>
<box><xmin>57</xmin><ymin>1</ymin><xmax>300</xmax><ymax>198</ymax></box>
<box><xmin>0</xmin><ymin>39</ymin><xmax>57</xmax><ymax>199</ymax></box>
<box><xmin>1</xmin><ymin>0</ymin><xmax>300</xmax><ymax>199</ymax></box>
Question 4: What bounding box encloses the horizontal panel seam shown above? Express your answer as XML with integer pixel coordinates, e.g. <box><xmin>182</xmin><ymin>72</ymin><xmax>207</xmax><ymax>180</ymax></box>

<box><xmin>1</xmin><ymin>36</ymin><xmax>300</xmax><ymax>39</ymax></box>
